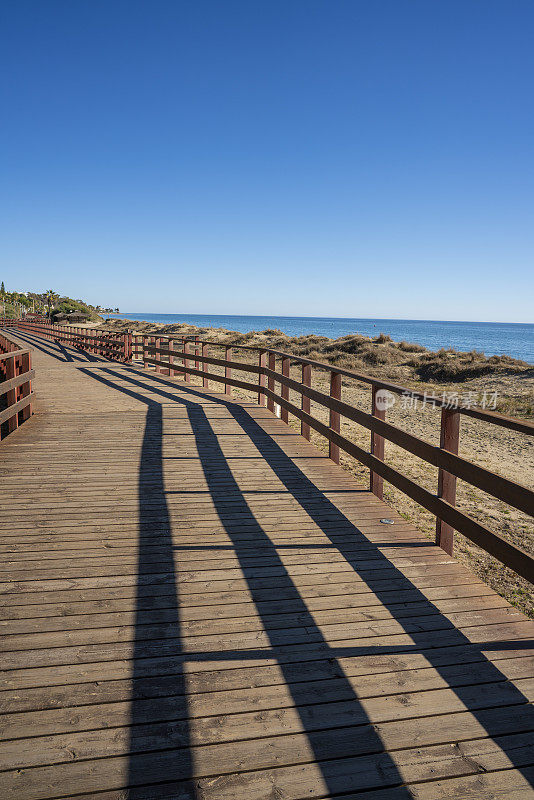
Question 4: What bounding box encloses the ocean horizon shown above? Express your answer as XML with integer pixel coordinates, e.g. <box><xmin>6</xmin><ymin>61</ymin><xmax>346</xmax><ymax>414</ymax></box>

<box><xmin>105</xmin><ymin>313</ymin><xmax>534</xmax><ymax>363</ymax></box>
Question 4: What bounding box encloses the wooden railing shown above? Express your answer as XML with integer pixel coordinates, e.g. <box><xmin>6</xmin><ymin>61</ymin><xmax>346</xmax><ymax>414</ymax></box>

<box><xmin>4</xmin><ymin>320</ymin><xmax>534</xmax><ymax>582</ymax></box>
<box><xmin>0</xmin><ymin>331</ymin><xmax>34</xmax><ymax>439</ymax></box>
<box><xmin>10</xmin><ymin>320</ymin><xmax>130</xmax><ymax>361</ymax></box>
<box><xmin>141</xmin><ymin>335</ymin><xmax>534</xmax><ymax>583</ymax></box>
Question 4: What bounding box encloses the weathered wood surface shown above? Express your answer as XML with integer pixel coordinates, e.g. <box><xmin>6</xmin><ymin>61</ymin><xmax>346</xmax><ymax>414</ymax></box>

<box><xmin>1</xmin><ymin>329</ymin><xmax>534</xmax><ymax>800</ymax></box>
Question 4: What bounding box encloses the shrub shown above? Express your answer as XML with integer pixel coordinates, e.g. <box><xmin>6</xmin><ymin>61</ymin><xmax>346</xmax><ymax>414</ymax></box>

<box><xmin>397</xmin><ymin>340</ymin><xmax>426</xmax><ymax>353</ymax></box>
<box><xmin>416</xmin><ymin>361</ymin><xmax>494</xmax><ymax>382</ymax></box>
<box><xmin>361</xmin><ymin>346</ymin><xmax>395</xmax><ymax>365</ymax></box>
<box><xmin>324</xmin><ymin>335</ymin><xmax>368</xmax><ymax>355</ymax></box>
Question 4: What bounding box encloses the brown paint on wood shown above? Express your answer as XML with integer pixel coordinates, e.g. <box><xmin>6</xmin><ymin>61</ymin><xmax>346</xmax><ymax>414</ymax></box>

<box><xmin>436</xmin><ymin>408</ymin><xmax>461</xmax><ymax>555</ymax></box>
<box><xmin>370</xmin><ymin>384</ymin><xmax>386</xmax><ymax>499</ymax></box>
<box><xmin>301</xmin><ymin>363</ymin><xmax>311</xmax><ymax>440</ymax></box>
<box><xmin>281</xmin><ymin>356</ymin><xmax>290</xmax><ymax>423</ymax></box>
<box><xmin>329</xmin><ymin>371</ymin><xmax>341</xmax><ymax>464</ymax></box>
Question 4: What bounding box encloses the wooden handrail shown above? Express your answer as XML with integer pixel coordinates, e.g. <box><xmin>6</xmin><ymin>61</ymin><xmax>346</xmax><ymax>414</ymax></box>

<box><xmin>139</xmin><ymin>330</ymin><xmax>533</xmax><ymax>432</ymax></box>
<box><xmin>9</xmin><ymin>320</ymin><xmax>532</xmax><ymax>430</ymax></box>
<box><xmin>0</xmin><ymin>369</ymin><xmax>35</xmax><ymax>397</ymax></box>
<box><xmin>4</xmin><ymin>320</ymin><xmax>533</xmax><ymax>582</ymax></box>
<box><xmin>0</xmin><ymin>332</ymin><xmax>33</xmax><ymax>438</ymax></box>
<box><xmin>10</xmin><ymin>321</ymin><xmax>129</xmax><ymax>361</ymax></box>
<box><xmin>0</xmin><ymin>348</ymin><xmax>31</xmax><ymax>361</ymax></box>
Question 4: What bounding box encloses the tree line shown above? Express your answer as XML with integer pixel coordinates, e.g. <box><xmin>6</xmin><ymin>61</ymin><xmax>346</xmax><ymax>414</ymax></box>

<box><xmin>0</xmin><ymin>283</ymin><xmax>119</xmax><ymax>321</ymax></box>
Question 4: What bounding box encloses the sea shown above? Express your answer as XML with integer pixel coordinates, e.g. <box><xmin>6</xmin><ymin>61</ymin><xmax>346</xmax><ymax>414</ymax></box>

<box><xmin>106</xmin><ymin>313</ymin><xmax>534</xmax><ymax>363</ymax></box>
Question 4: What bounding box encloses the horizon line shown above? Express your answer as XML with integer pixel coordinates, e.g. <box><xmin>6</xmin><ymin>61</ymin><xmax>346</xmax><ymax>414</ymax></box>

<box><xmin>107</xmin><ymin>311</ymin><xmax>534</xmax><ymax>327</ymax></box>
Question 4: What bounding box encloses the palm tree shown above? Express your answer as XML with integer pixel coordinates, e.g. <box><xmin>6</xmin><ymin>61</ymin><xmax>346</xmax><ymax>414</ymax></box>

<box><xmin>46</xmin><ymin>289</ymin><xmax>59</xmax><ymax>319</ymax></box>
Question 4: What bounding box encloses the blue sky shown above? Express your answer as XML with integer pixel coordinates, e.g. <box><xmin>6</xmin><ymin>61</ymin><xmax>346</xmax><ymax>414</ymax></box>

<box><xmin>1</xmin><ymin>0</ymin><xmax>533</xmax><ymax>322</ymax></box>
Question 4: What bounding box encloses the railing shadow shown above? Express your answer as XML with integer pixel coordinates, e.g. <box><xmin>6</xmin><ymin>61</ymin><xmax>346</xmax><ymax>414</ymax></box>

<box><xmin>6</xmin><ymin>329</ymin><xmax>105</xmax><ymax>362</ymax></box>
<box><xmin>76</xmin><ymin>363</ymin><xmax>534</xmax><ymax>797</ymax></box>
<box><xmin>127</xmin><ymin>401</ymin><xmax>192</xmax><ymax>794</ymax></box>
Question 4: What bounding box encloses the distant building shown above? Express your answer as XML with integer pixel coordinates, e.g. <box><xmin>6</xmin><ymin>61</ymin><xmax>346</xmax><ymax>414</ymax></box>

<box><xmin>53</xmin><ymin>311</ymin><xmax>91</xmax><ymax>323</ymax></box>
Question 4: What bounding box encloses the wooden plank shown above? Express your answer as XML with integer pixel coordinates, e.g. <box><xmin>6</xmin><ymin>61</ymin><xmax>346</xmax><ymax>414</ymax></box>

<box><xmin>3</xmin><ymin>617</ymin><xmax>533</xmax><ymax>673</ymax></box>
<box><xmin>0</xmin><ymin>586</ymin><xmax>502</xmax><ymax>632</ymax></box>
<box><xmin>2</xmin><ymin>650</ymin><xmax>532</xmax><ymax>714</ymax></box>
<box><xmin>1</xmin><ymin>725</ymin><xmax>533</xmax><ymax>800</ymax></box>
<box><xmin>2</xmin><ymin>672</ymin><xmax>533</xmax><ymax>743</ymax></box>
<box><xmin>0</xmin><ymin>596</ymin><xmax>515</xmax><ymax>650</ymax></box>
<box><xmin>4</xmin><ymin>635</ymin><xmax>534</xmax><ymax>693</ymax></box>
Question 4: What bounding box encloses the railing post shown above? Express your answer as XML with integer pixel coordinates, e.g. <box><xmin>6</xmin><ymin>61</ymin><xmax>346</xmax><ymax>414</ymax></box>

<box><xmin>5</xmin><ymin>355</ymin><xmax>18</xmax><ymax>433</ymax></box>
<box><xmin>21</xmin><ymin>351</ymin><xmax>32</xmax><ymax>421</ymax></box>
<box><xmin>154</xmin><ymin>337</ymin><xmax>161</xmax><ymax>373</ymax></box>
<box><xmin>225</xmin><ymin>346</ymin><xmax>232</xmax><ymax>397</ymax></box>
<box><xmin>162</xmin><ymin>338</ymin><xmax>170</xmax><ymax>375</ymax></box>
<box><xmin>184</xmin><ymin>338</ymin><xmax>190</xmax><ymax>383</ymax></box>
<box><xmin>370</xmin><ymin>384</ymin><xmax>386</xmax><ymax>499</ymax></box>
<box><xmin>329</xmin><ymin>371</ymin><xmax>341</xmax><ymax>463</ymax></box>
<box><xmin>168</xmin><ymin>339</ymin><xmax>175</xmax><ymax>377</ymax></box>
<box><xmin>301</xmin><ymin>363</ymin><xmax>311</xmax><ymax>440</ymax></box>
<box><xmin>281</xmin><ymin>356</ymin><xmax>290</xmax><ymax>423</ymax></box>
<box><xmin>258</xmin><ymin>351</ymin><xmax>266</xmax><ymax>405</ymax></box>
<box><xmin>202</xmin><ymin>343</ymin><xmax>209</xmax><ymax>388</ymax></box>
<box><xmin>194</xmin><ymin>335</ymin><xmax>199</xmax><ymax>371</ymax></box>
<box><xmin>123</xmin><ymin>332</ymin><xmax>131</xmax><ymax>363</ymax></box>
<box><xmin>267</xmin><ymin>353</ymin><xmax>275</xmax><ymax>413</ymax></box>
<box><xmin>142</xmin><ymin>336</ymin><xmax>148</xmax><ymax>369</ymax></box>
<box><xmin>436</xmin><ymin>407</ymin><xmax>461</xmax><ymax>555</ymax></box>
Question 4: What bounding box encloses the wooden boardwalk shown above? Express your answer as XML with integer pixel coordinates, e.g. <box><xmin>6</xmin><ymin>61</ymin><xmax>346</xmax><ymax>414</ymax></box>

<box><xmin>1</xmin><ymin>329</ymin><xmax>534</xmax><ymax>800</ymax></box>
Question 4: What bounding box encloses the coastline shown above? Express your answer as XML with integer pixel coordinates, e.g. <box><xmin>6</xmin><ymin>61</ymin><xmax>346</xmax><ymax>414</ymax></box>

<box><xmin>103</xmin><ymin>312</ymin><xmax>534</xmax><ymax>362</ymax></box>
<box><xmin>100</xmin><ymin>316</ymin><xmax>533</xmax><ymax>413</ymax></box>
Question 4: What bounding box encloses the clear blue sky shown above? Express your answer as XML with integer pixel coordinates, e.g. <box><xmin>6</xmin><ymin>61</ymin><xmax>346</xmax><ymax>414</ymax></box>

<box><xmin>1</xmin><ymin>0</ymin><xmax>533</xmax><ymax>322</ymax></box>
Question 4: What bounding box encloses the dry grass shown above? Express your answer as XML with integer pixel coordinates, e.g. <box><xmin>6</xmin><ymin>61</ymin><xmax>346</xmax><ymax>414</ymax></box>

<box><xmin>99</xmin><ymin>317</ymin><xmax>534</xmax><ymax>615</ymax></box>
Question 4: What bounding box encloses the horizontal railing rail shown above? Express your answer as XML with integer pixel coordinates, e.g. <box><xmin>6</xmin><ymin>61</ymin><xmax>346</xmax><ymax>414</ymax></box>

<box><xmin>0</xmin><ymin>331</ymin><xmax>34</xmax><ymax>439</ymax></box>
<box><xmin>5</xmin><ymin>320</ymin><xmax>534</xmax><ymax>582</ymax></box>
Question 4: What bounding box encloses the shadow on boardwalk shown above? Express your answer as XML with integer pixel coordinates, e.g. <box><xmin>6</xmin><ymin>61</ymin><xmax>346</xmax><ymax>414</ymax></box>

<box><xmin>27</xmin><ymin>347</ymin><xmax>532</xmax><ymax>798</ymax></box>
<box><xmin>9</xmin><ymin>329</ymin><xmax>103</xmax><ymax>363</ymax></box>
